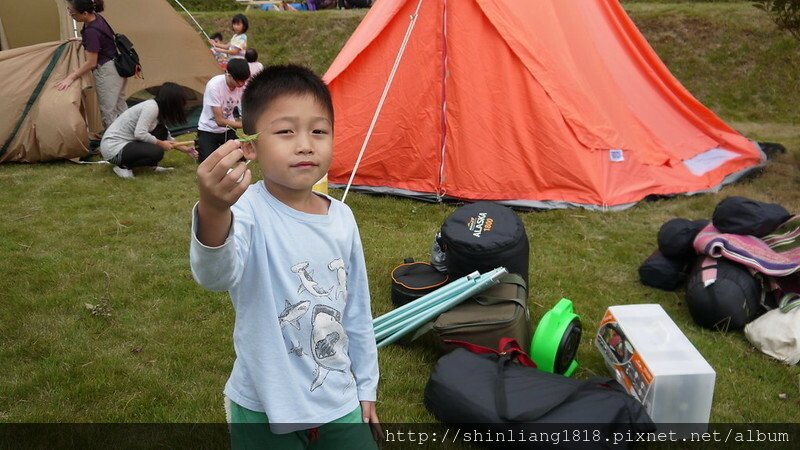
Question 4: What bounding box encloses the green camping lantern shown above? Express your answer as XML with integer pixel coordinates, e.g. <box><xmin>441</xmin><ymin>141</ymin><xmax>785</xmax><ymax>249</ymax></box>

<box><xmin>531</xmin><ymin>298</ymin><xmax>582</xmax><ymax>376</ymax></box>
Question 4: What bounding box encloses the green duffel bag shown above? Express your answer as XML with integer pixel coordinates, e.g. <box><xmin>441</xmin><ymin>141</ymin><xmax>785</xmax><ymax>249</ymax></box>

<box><xmin>432</xmin><ymin>273</ymin><xmax>531</xmax><ymax>353</ymax></box>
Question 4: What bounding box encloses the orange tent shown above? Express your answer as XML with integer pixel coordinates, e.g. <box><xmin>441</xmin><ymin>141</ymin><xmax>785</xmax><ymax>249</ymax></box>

<box><xmin>324</xmin><ymin>0</ymin><xmax>766</xmax><ymax>210</ymax></box>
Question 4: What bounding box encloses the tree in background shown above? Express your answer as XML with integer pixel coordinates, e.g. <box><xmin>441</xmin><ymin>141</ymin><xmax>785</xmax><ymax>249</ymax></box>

<box><xmin>754</xmin><ymin>0</ymin><xmax>800</xmax><ymax>41</ymax></box>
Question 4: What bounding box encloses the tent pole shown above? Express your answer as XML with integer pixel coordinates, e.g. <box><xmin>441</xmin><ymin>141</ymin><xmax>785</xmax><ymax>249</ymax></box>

<box><xmin>341</xmin><ymin>0</ymin><xmax>425</xmax><ymax>203</ymax></box>
<box><xmin>436</xmin><ymin>0</ymin><xmax>448</xmax><ymax>201</ymax></box>
<box><xmin>171</xmin><ymin>0</ymin><xmax>211</xmax><ymax>41</ymax></box>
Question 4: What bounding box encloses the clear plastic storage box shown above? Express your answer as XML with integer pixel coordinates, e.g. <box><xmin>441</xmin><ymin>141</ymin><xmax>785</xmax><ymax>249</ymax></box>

<box><xmin>596</xmin><ymin>304</ymin><xmax>716</xmax><ymax>426</ymax></box>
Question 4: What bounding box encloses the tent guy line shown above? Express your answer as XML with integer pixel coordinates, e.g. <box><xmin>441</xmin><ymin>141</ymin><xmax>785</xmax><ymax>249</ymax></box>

<box><xmin>342</xmin><ymin>0</ymin><xmax>424</xmax><ymax>203</ymax></box>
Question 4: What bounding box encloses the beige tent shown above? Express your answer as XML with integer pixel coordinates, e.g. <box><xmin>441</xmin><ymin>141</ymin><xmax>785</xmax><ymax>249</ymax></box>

<box><xmin>0</xmin><ymin>0</ymin><xmax>221</xmax><ymax>162</ymax></box>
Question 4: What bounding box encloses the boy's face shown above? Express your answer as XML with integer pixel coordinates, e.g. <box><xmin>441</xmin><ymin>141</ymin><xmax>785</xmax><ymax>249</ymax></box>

<box><xmin>244</xmin><ymin>94</ymin><xmax>333</xmax><ymax>198</ymax></box>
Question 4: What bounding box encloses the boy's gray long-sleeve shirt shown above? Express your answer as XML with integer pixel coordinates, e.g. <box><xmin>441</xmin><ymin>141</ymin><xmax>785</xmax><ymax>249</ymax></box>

<box><xmin>190</xmin><ymin>182</ymin><xmax>379</xmax><ymax>433</ymax></box>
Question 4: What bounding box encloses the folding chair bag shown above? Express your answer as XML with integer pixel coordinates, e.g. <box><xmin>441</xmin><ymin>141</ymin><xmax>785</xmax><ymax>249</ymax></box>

<box><xmin>440</xmin><ymin>201</ymin><xmax>529</xmax><ymax>288</ymax></box>
<box><xmin>390</xmin><ymin>259</ymin><xmax>450</xmax><ymax>307</ymax></box>
<box><xmin>424</xmin><ymin>341</ymin><xmax>655</xmax><ymax>449</ymax></box>
<box><xmin>432</xmin><ymin>273</ymin><xmax>531</xmax><ymax>353</ymax></box>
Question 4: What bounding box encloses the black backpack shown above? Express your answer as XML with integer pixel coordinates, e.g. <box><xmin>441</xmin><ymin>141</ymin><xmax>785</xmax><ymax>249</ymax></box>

<box><xmin>96</xmin><ymin>15</ymin><xmax>141</xmax><ymax>78</ymax></box>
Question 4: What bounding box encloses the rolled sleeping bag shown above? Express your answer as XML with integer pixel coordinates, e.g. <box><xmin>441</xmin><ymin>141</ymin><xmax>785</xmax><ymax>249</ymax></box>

<box><xmin>685</xmin><ymin>257</ymin><xmax>765</xmax><ymax>331</ymax></box>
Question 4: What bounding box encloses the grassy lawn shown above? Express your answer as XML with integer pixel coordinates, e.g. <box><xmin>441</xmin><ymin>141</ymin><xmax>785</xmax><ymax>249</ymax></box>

<box><xmin>1</xmin><ymin>2</ymin><xmax>799</xmax><ymax>426</ymax></box>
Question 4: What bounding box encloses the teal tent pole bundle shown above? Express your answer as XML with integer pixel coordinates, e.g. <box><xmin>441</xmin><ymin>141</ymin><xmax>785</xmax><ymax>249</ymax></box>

<box><xmin>373</xmin><ymin>274</ymin><xmax>474</xmax><ymax>334</ymax></box>
<box><xmin>375</xmin><ymin>267</ymin><xmax>508</xmax><ymax>348</ymax></box>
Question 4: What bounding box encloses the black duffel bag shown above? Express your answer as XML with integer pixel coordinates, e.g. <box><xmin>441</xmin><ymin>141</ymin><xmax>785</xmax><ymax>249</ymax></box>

<box><xmin>425</xmin><ymin>340</ymin><xmax>655</xmax><ymax>449</ymax></box>
<box><xmin>441</xmin><ymin>201</ymin><xmax>529</xmax><ymax>288</ymax></box>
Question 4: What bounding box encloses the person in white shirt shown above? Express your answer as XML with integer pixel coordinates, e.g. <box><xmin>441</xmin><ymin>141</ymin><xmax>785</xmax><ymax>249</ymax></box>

<box><xmin>196</xmin><ymin>59</ymin><xmax>250</xmax><ymax>162</ymax></box>
<box><xmin>190</xmin><ymin>65</ymin><xmax>380</xmax><ymax>448</ymax></box>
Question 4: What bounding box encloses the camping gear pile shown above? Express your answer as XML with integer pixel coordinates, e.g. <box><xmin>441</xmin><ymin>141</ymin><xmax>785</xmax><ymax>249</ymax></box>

<box><xmin>639</xmin><ymin>196</ymin><xmax>800</xmax><ymax>364</ymax></box>
<box><xmin>373</xmin><ymin>201</ymin><xmax>656</xmax><ymax>440</ymax></box>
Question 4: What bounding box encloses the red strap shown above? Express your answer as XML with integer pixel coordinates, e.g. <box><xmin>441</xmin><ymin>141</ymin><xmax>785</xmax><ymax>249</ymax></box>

<box><xmin>308</xmin><ymin>427</ymin><xmax>319</xmax><ymax>443</ymax></box>
<box><xmin>445</xmin><ymin>338</ymin><xmax>537</xmax><ymax>368</ymax></box>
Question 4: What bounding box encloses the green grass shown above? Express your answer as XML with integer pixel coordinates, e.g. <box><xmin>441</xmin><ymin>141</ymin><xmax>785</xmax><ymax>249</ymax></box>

<box><xmin>2</xmin><ymin>2</ymin><xmax>799</xmax><ymax>426</ymax></box>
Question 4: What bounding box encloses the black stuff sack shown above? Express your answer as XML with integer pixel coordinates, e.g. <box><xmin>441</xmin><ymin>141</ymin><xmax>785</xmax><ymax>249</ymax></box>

<box><xmin>424</xmin><ymin>341</ymin><xmax>655</xmax><ymax>449</ymax></box>
<box><xmin>712</xmin><ymin>196</ymin><xmax>790</xmax><ymax>237</ymax></box>
<box><xmin>685</xmin><ymin>257</ymin><xmax>765</xmax><ymax>331</ymax></box>
<box><xmin>390</xmin><ymin>259</ymin><xmax>450</xmax><ymax>307</ymax></box>
<box><xmin>657</xmin><ymin>218</ymin><xmax>709</xmax><ymax>260</ymax></box>
<box><xmin>638</xmin><ymin>250</ymin><xmax>688</xmax><ymax>291</ymax></box>
<box><xmin>440</xmin><ymin>201</ymin><xmax>529</xmax><ymax>288</ymax></box>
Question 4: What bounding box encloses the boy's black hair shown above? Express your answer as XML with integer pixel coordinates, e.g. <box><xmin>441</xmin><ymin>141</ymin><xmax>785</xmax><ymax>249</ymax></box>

<box><xmin>226</xmin><ymin>59</ymin><xmax>251</xmax><ymax>82</ymax></box>
<box><xmin>232</xmin><ymin>14</ymin><xmax>249</xmax><ymax>33</ymax></box>
<box><xmin>68</xmin><ymin>0</ymin><xmax>104</xmax><ymax>13</ymax></box>
<box><xmin>241</xmin><ymin>64</ymin><xmax>334</xmax><ymax>135</ymax></box>
<box><xmin>245</xmin><ymin>48</ymin><xmax>258</xmax><ymax>63</ymax></box>
<box><xmin>209</xmin><ymin>32</ymin><xmax>223</xmax><ymax>41</ymax></box>
<box><xmin>155</xmin><ymin>82</ymin><xmax>188</xmax><ymax>127</ymax></box>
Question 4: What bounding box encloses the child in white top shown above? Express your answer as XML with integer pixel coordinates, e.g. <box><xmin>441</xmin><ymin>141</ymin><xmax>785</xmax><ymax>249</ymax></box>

<box><xmin>209</xmin><ymin>14</ymin><xmax>248</xmax><ymax>60</ymax></box>
<box><xmin>190</xmin><ymin>65</ymin><xmax>380</xmax><ymax>448</ymax></box>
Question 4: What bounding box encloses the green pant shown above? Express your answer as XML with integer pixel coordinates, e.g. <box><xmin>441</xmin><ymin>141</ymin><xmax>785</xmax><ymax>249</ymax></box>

<box><xmin>227</xmin><ymin>399</ymin><xmax>378</xmax><ymax>450</ymax></box>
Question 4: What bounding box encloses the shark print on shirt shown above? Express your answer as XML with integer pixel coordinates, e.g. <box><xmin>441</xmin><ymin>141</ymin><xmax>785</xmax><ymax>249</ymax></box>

<box><xmin>278</xmin><ymin>299</ymin><xmax>310</xmax><ymax>330</ymax></box>
<box><xmin>291</xmin><ymin>261</ymin><xmax>334</xmax><ymax>300</ymax></box>
<box><xmin>328</xmin><ymin>258</ymin><xmax>347</xmax><ymax>303</ymax></box>
<box><xmin>309</xmin><ymin>304</ymin><xmax>349</xmax><ymax>392</ymax></box>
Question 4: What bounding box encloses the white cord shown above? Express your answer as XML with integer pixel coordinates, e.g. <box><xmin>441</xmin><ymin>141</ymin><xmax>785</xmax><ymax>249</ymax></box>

<box><xmin>171</xmin><ymin>0</ymin><xmax>211</xmax><ymax>41</ymax></box>
<box><xmin>341</xmin><ymin>0</ymin><xmax>425</xmax><ymax>203</ymax></box>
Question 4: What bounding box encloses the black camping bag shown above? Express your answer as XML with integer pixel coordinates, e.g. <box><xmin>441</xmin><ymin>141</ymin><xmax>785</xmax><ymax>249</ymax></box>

<box><xmin>390</xmin><ymin>258</ymin><xmax>450</xmax><ymax>307</ymax></box>
<box><xmin>112</xmin><ymin>33</ymin><xmax>141</xmax><ymax>78</ymax></box>
<box><xmin>432</xmin><ymin>273</ymin><xmax>531</xmax><ymax>353</ymax></box>
<box><xmin>685</xmin><ymin>257</ymin><xmax>765</xmax><ymax>331</ymax></box>
<box><xmin>441</xmin><ymin>201</ymin><xmax>529</xmax><ymax>288</ymax></box>
<box><xmin>657</xmin><ymin>218</ymin><xmax>709</xmax><ymax>260</ymax></box>
<box><xmin>638</xmin><ymin>250</ymin><xmax>688</xmax><ymax>291</ymax></box>
<box><xmin>424</xmin><ymin>341</ymin><xmax>655</xmax><ymax>450</ymax></box>
<box><xmin>97</xmin><ymin>15</ymin><xmax>141</xmax><ymax>78</ymax></box>
<box><xmin>712</xmin><ymin>196</ymin><xmax>790</xmax><ymax>237</ymax></box>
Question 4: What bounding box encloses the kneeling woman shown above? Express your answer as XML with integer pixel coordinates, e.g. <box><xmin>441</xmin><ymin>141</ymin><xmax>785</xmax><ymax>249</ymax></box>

<box><xmin>101</xmin><ymin>82</ymin><xmax>198</xmax><ymax>178</ymax></box>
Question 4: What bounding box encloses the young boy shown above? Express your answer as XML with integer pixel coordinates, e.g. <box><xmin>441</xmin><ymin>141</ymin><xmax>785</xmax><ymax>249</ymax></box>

<box><xmin>245</xmin><ymin>48</ymin><xmax>264</xmax><ymax>81</ymax></box>
<box><xmin>190</xmin><ymin>65</ymin><xmax>380</xmax><ymax>449</ymax></box>
<box><xmin>209</xmin><ymin>32</ymin><xmax>228</xmax><ymax>70</ymax></box>
<box><xmin>196</xmin><ymin>58</ymin><xmax>250</xmax><ymax>163</ymax></box>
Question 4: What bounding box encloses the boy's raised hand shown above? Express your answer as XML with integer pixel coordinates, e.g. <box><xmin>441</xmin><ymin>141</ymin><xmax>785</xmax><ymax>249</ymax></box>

<box><xmin>196</xmin><ymin>140</ymin><xmax>252</xmax><ymax>247</ymax></box>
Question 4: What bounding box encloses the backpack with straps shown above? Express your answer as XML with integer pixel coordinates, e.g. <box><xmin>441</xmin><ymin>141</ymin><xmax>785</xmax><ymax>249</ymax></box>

<box><xmin>95</xmin><ymin>15</ymin><xmax>141</xmax><ymax>78</ymax></box>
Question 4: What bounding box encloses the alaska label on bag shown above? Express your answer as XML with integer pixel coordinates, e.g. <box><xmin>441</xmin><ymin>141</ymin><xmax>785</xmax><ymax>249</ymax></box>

<box><xmin>467</xmin><ymin>211</ymin><xmax>494</xmax><ymax>238</ymax></box>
